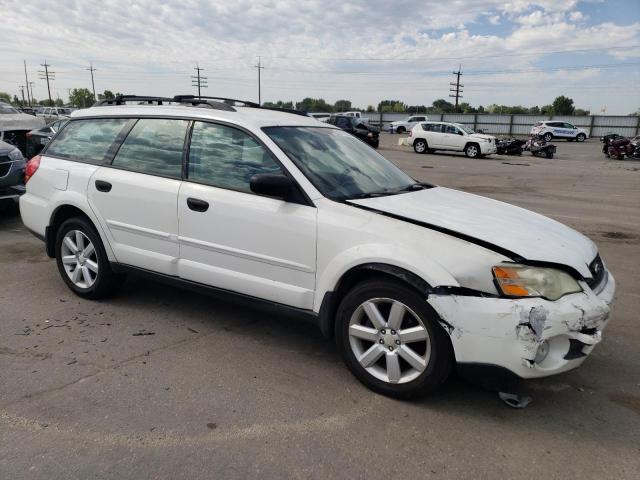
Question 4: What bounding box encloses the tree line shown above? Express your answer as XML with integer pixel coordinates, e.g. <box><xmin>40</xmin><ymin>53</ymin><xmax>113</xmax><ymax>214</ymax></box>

<box><xmin>3</xmin><ymin>90</ymin><xmax>637</xmax><ymax>116</ymax></box>
<box><xmin>264</xmin><ymin>96</ymin><xmax>591</xmax><ymax>116</ymax></box>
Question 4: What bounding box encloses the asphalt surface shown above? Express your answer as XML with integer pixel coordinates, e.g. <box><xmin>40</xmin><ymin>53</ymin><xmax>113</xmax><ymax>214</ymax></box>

<box><xmin>1</xmin><ymin>135</ymin><xmax>639</xmax><ymax>479</ymax></box>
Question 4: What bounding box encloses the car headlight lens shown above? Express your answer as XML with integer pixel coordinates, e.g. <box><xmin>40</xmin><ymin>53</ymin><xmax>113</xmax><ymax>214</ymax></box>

<box><xmin>492</xmin><ymin>265</ymin><xmax>582</xmax><ymax>301</ymax></box>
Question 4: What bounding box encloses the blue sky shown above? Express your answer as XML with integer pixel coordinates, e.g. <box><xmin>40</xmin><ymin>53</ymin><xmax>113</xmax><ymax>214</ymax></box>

<box><xmin>1</xmin><ymin>0</ymin><xmax>639</xmax><ymax>113</ymax></box>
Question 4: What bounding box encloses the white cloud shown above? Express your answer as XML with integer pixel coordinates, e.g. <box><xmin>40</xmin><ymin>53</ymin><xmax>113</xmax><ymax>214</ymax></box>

<box><xmin>0</xmin><ymin>0</ymin><xmax>637</xmax><ymax>113</ymax></box>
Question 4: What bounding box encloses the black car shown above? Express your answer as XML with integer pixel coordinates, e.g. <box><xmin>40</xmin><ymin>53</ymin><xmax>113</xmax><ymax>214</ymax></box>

<box><xmin>328</xmin><ymin>115</ymin><xmax>379</xmax><ymax>148</ymax></box>
<box><xmin>0</xmin><ymin>139</ymin><xmax>26</xmax><ymax>206</ymax></box>
<box><xmin>26</xmin><ymin>118</ymin><xmax>67</xmax><ymax>158</ymax></box>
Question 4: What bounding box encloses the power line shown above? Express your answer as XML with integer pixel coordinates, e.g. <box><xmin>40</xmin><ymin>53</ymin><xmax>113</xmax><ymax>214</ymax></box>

<box><xmin>86</xmin><ymin>61</ymin><xmax>97</xmax><ymax>100</ymax></box>
<box><xmin>38</xmin><ymin>60</ymin><xmax>55</xmax><ymax>106</ymax></box>
<box><xmin>449</xmin><ymin>66</ymin><xmax>463</xmax><ymax>111</ymax></box>
<box><xmin>191</xmin><ymin>63</ymin><xmax>208</xmax><ymax>97</ymax></box>
<box><xmin>254</xmin><ymin>56</ymin><xmax>265</xmax><ymax>105</ymax></box>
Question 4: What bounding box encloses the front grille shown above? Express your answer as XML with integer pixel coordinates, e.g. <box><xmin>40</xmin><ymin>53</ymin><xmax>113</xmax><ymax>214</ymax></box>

<box><xmin>586</xmin><ymin>254</ymin><xmax>605</xmax><ymax>288</ymax></box>
<box><xmin>0</xmin><ymin>160</ymin><xmax>12</xmax><ymax>177</ymax></box>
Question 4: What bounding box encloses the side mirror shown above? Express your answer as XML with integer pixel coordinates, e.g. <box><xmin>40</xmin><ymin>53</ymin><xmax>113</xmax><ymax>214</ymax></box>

<box><xmin>250</xmin><ymin>173</ymin><xmax>294</xmax><ymax>200</ymax></box>
<box><xmin>458</xmin><ymin>131</ymin><xmax>464</xmax><ymax>135</ymax></box>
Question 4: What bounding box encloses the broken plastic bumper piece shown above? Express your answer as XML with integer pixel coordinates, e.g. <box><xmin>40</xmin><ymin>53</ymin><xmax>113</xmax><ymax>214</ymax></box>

<box><xmin>427</xmin><ymin>271</ymin><xmax>615</xmax><ymax>379</ymax></box>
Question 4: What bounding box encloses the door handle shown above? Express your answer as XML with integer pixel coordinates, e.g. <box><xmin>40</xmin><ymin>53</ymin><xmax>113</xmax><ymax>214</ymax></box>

<box><xmin>187</xmin><ymin>197</ymin><xmax>209</xmax><ymax>212</ymax></box>
<box><xmin>95</xmin><ymin>180</ymin><xmax>112</xmax><ymax>192</ymax></box>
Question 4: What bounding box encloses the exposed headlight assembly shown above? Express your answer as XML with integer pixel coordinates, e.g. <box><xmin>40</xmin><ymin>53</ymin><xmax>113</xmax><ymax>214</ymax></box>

<box><xmin>492</xmin><ymin>265</ymin><xmax>582</xmax><ymax>301</ymax></box>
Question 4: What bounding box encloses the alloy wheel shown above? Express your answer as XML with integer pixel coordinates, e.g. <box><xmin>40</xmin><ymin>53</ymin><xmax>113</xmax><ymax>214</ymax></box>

<box><xmin>348</xmin><ymin>298</ymin><xmax>431</xmax><ymax>384</ymax></box>
<box><xmin>60</xmin><ymin>230</ymin><xmax>99</xmax><ymax>288</ymax></box>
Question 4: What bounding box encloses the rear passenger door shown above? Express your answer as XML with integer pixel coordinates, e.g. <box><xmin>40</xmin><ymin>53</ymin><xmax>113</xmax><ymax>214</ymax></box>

<box><xmin>177</xmin><ymin>121</ymin><xmax>317</xmax><ymax>309</ymax></box>
<box><xmin>88</xmin><ymin>118</ymin><xmax>188</xmax><ymax>275</ymax></box>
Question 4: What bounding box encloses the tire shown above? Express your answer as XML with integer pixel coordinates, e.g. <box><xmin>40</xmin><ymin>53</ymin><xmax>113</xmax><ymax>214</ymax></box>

<box><xmin>616</xmin><ymin>154</ymin><xmax>624</xmax><ymax>160</ymax></box>
<box><xmin>396</xmin><ymin>126</ymin><xmax>406</xmax><ymax>134</ymax></box>
<box><xmin>335</xmin><ymin>278</ymin><xmax>453</xmax><ymax>399</ymax></box>
<box><xmin>413</xmin><ymin>139</ymin><xmax>428</xmax><ymax>154</ymax></box>
<box><xmin>55</xmin><ymin>216</ymin><xmax>123</xmax><ymax>299</ymax></box>
<box><xmin>545</xmin><ymin>150</ymin><xmax>554</xmax><ymax>159</ymax></box>
<box><xmin>464</xmin><ymin>143</ymin><xmax>480</xmax><ymax>158</ymax></box>
<box><xmin>543</xmin><ymin>132</ymin><xmax>553</xmax><ymax>142</ymax></box>
<box><xmin>576</xmin><ymin>133</ymin><xmax>586</xmax><ymax>142</ymax></box>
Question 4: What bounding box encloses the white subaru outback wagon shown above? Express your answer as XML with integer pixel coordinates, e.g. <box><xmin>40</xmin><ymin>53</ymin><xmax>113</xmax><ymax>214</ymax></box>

<box><xmin>20</xmin><ymin>95</ymin><xmax>615</xmax><ymax>399</ymax></box>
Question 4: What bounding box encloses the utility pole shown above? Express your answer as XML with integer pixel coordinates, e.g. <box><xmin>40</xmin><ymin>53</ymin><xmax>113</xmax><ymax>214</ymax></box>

<box><xmin>191</xmin><ymin>63</ymin><xmax>207</xmax><ymax>97</ymax></box>
<box><xmin>19</xmin><ymin>85</ymin><xmax>26</xmax><ymax>106</ymax></box>
<box><xmin>86</xmin><ymin>61</ymin><xmax>97</xmax><ymax>100</ymax></box>
<box><xmin>23</xmin><ymin>60</ymin><xmax>31</xmax><ymax>106</ymax></box>
<box><xmin>254</xmin><ymin>56</ymin><xmax>265</xmax><ymax>105</ymax></box>
<box><xmin>449</xmin><ymin>65</ymin><xmax>463</xmax><ymax>112</ymax></box>
<box><xmin>38</xmin><ymin>60</ymin><xmax>55</xmax><ymax>106</ymax></box>
<box><xmin>29</xmin><ymin>82</ymin><xmax>35</xmax><ymax>104</ymax></box>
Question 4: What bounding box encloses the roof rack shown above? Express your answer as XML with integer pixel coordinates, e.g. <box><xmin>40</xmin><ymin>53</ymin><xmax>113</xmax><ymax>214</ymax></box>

<box><xmin>93</xmin><ymin>94</ymin><xmax>310</xmax><ymax>117</ymax></box>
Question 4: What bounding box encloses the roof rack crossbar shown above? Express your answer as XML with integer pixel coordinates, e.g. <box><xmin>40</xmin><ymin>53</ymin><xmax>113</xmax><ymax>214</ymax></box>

<box><xmin>93</xmin><ymin>94</ymin><xmax>310</xmax><ymax>117</ymax></box>
<box><xmin>173</xmin><ymin>95</ymin><xmax>259</xmax><ymax>108</ymax></box>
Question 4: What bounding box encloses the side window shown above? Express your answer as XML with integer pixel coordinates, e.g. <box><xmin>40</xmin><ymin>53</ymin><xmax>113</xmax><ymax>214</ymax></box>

<box><xmin>563</xmin><ymin>123</ymin><xmax>575</xmax><ymax>129</ymax></box>
<box><xmin>112</xmin><ymin>118</ymin><xmax>188</xmax><ymax>178</ymax></box>
<box><xmin>408</xmin><ymin>117</ymin><xmax>416</xmax><ymax>122</ymax></box>
<box><xmin>444</xmin><ymin>125</ymin><xmax>458</xmax><ymax>134</ymax></box>
<box><xmin>421</xmin><ymin>123</ymin><xmax>432</xmax><ymax>132</ymax></box>
<box><xmin>336</xmin><ymin>117</ymin><xmax>350</xmax><ymax>129</ymax></box>
<box><xmin>188</xmin><ymin>122</ymin><xmax>282</xmax><ymax>193</ymax></box>
<box><xmin>45</xmin><ymin>118</ymin><xmax>130</xmax><ymax>164</ymax></box>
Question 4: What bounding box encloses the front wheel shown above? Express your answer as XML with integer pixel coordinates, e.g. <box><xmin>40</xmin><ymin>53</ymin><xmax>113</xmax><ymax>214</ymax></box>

<box><xmin>464</xmin><ymin>143</ymin><xmax>480</xmax><ymax>158</ymax></box>
<box><xmin>55</xmin><ymin>217</ymin><xmax>123</xmax><ymax>299</ymax></box>
<box><xmin>576</xmin><ymin>133</ymin><xmax>586</xmax><ymax>142</ymax></box>
<box><xmin>413</xmin><ymin>139</ymin><xmax>427</xmax><ymax>154</ymax></box>
<box><xmin>336</xmin><ymin>279</ymin><xmax>453</xmax><ymax>399</ymax></box>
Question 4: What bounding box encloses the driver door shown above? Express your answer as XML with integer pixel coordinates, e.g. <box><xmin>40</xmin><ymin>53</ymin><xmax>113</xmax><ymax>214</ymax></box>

<box><xmin>177</xmin><ymin>121</ymin><xmax>317</xmax><ymax>309</ymax></box>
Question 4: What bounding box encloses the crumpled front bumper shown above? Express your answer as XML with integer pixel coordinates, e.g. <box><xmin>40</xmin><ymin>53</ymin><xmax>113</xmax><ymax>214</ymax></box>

<box><xmin>427</xmin><ymin>272</ymin><xmax>615</xmax><ymax>379</ymax></box>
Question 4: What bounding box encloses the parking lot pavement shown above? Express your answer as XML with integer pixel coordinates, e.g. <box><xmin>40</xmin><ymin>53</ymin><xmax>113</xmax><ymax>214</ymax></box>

<box><xmin>1</xmin><ymin>139</ymin><xmax>639</xmax><ymax>479</ymax></box>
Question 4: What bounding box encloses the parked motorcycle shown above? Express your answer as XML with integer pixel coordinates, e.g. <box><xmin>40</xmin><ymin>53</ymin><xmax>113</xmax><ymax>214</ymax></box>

<box><xmin>496</xmin><ymin>138</ymin><xmax>526</xmax><ymax>155</ymax></box>
<box><xmin>524</xmin><ymin>134</ymin><xmax>556</xmax><ymax>159</ymax></box>
<box><xmin>601</xmin><ymin>133</ymin><xmax>621</xmax><ymax>157</ymax></box>
<box><xmin>607</xmin><ymin>137</ymin><xmax>638</xmax><ymax>160</ymax></box>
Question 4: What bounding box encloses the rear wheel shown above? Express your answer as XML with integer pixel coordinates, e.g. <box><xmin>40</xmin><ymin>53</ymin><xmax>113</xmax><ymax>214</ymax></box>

<box><xmin>413</xmin><ymin>139</ymin><xmax>428</xmax><ymax>154</ymax></box>
<box><xmin>545</xmin><ymin>150</ymin><xmax>554</xmax><ymax>159</ymax></box>
<box><xmin>543</xmin><ymin>132</ymin><xmax>553</xmax><ymax>142</ymax></box>
<box><xmin>55</xmin><ymin>217</ymin><xmax>123</xmax><ymax>299</ymax></box>
<box><xmin>464</xmin><ymin>143</ymin><xmax>480</xmax><ymax>158</ymax></box>
<box><xmin>336</xmin><ymin>279</ymin><xmax>452</xmax><ymax>399</ymax></box>
<box><xmin>396</xmin><ymin>126</ymin><xmax>406</xmax><ymax>134</ymax></box>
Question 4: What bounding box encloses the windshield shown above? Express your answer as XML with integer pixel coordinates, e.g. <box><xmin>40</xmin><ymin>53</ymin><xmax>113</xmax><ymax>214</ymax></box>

<box><xmin>264</xmin><ymin>126</ymin><xmax>418</xmax><ymax>200</ymax></box>
<box><xmin>0</xmin><ymin>103</ymin><xmax>19</xmax><ymax>114</ymax></box>
<box><xmin>456</xmin><ymin>124</ymin><xmax>475</xmax><ymax>134</ymax></box>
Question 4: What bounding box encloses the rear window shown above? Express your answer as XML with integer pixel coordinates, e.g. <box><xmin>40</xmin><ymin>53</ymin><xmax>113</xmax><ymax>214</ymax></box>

<box><xmin>45</xmin><ymin>118</ymin><xmax>130</xmax><ymax>164</ymax></box>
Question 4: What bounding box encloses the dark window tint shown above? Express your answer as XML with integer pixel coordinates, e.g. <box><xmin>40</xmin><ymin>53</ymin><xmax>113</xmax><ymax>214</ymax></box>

<box><xmin>336</xmin><ymin>117</ymin><xmax>351</xmax><ymax>129</ymax></box>
<box><xmin>46</xmin><ymin>118</ymin><xmax>129</xmax><ymax>164</ymax></box>
<box><xmin>112</xmin><ymin>119</ymin><xmax>188</xmax><ymax>178</ymax></box>
<box><xmin>563</xmin><ymin>123</ymin><xmax>575</xmax><ymax>129</ymax></box>
<box><xmin>444</xmin><ymin>125</ymin><xmax>459</xmax><ymax>134</ymax></box>
<box><xmin>188</xmin><ymin>122</ymin><xmax>281</xmax><ymax>193</ymax></box>
<box><xmin>421</xmin><ymin>123</ymin><xmax>432</xmax><ymax>131</ymax></box>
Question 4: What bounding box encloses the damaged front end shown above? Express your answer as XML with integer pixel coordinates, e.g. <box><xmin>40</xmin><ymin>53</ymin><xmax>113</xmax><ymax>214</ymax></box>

<box><xmin>427</xmin><ymin>270</ymin><xmax>615</xmax><ymax>380</ymax></box>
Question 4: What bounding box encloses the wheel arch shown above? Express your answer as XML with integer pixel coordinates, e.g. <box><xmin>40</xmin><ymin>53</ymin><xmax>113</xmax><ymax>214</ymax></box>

<box><xmin>318</xmin><ymin>263</ymin><xmax>433</xmax><ymax>339</ymax></box>
<box><xmin>46</xmin><ymin>203</ymin><xmax>113</xmax><ymax>260</ymax></box>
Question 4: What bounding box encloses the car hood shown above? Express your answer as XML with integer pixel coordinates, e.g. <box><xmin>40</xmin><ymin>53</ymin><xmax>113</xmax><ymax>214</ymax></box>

<box><xmin>0</xmin><ymin>112</ymin><xmax>45</xmax><ymax>132</ymax></box>
<box><xmin>469</xmin><ymin>133</ymin><xmax>494</xmax><ymax>141</ymax></box>
<box><xmin>348</xmin><ymin>187</ymin><xmax>597</xmax><ymax>278</ymax></box>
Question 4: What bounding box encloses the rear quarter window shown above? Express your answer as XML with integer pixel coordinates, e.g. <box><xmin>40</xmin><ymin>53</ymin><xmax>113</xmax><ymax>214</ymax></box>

<box><xmin>45</xmin><ymin>118</ymin><xmax>131</xmax><ymax>164</ymax></box>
